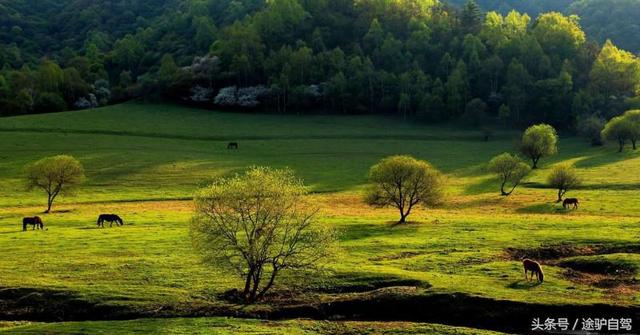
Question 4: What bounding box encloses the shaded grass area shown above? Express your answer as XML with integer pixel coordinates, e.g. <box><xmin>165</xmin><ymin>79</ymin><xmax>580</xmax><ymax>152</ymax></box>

<box><xmin>0</xmin><ymin>318</ymin><xmax>508</xmax><ymax>334</ymax></box>
<box><xmin>558</xmin><ymin>254</ymin><xmax>640</xmax><ymax>276</ymax></box>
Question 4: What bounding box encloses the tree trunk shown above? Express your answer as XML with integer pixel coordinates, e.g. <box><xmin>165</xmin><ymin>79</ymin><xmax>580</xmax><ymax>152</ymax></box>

<box><xmin>500</xmin><ymin>180</ymin><xmax>510</xmax><ymax>196</ymax></box>
<box><xmin>532</xmin><ymin>157</ymin><xmax>539</xmax><ymax>169</ymax></box>
<box><xmin>632</xmin><ymin>139</ymin><xmax>637</xmax><ymax>150</ymax></box>
<box><xmin>256</xmin><ymin>267</ymin><xmax>278</xmax><ymax>301</ymax></box>
<box><xmin>398</xmin><ymin>211</ymin><xmax>408</xmax><ymax>224</ymax></box>
<box><xmin>557</xmin><ymin>189</ymin><xmax>565</xmax><ymax>203</ymax></box>
<box><xmin>243</xmin><ymin>268</ymin><xmax>255</xmax><ymax>301</ymax></box>
<box><xmin>45</xmin><ymin>194</ymin><xmax>53</xmax><ymax>213</ymax></box>
<box><xmin>619</xmin><ymin>139</ymin><xmax>624</xmax><ymax>153</ymax></box>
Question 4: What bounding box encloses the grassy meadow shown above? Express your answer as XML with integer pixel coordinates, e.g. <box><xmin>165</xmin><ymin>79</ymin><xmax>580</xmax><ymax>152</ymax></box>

<box><xmin>0</xmin><ymin>102</ymin><xmax>639</xmax><ymax>333</ymax></box>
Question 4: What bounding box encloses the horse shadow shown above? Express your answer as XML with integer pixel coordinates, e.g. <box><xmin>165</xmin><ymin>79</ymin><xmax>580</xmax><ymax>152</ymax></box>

<box><xmin>507</xmin><ymin>280</ymin><xmax>542</xmax><ymax>289</ymax></box>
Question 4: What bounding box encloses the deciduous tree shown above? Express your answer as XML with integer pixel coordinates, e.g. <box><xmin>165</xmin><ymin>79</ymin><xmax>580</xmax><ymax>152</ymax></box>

<box><xmin>547</xmin><ymin>165</ymin><xmax>581</xmax><ymax>202</ymax></box>
<box><xmin>365</xmin><ymin>155</ymin><xmax>444</xmax><ymax>224</ymax></box>
<box><xmin>488</xmin><ymin>153</ymin><xmax>531</xmax><ymax>196</ymax></box>
<box><xmin>25</xmin><ymin>155</ymin><xmax>85</xmax><ymax>213</ymax></box>
<box><xmin>190</xmin><ymin>167</ymin><xmax>334</xmax><ymax>303</ymax></box>
<box><xmin>520</xmin><ymin>124</ymin><xmax>558</xmax><ymax>169</ymax></box>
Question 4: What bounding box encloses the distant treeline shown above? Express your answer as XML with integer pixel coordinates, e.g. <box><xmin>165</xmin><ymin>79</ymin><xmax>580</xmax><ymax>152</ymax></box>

<box><xmin>0</xmin><ymin>0</ymin><xmax>639</xmax><ymax>131</ymax></box>
<box><xmin>447</xmin><ymin>0</ymin><xmax>640</xmax><ymax>53</ymax></box>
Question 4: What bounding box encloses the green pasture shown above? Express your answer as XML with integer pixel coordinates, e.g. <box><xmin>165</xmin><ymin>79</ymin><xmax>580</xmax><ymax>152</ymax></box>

<box><xmin>0</xmin><ymin>103</ymin><xmax>639</xmax><ymax>332</ymax></box>
<box><xmin>0</xmin><ymin>318</ymin><xmax>507</xmax><ymax>334</ymax></box>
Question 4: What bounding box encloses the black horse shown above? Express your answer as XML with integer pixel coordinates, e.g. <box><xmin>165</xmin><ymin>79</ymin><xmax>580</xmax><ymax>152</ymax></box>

<box><xmin>97</xmin><ymin>214</ymin><xmax>124</xmax><ymax>227</ymax></box>
<box><xmin>227</xmin><ymin>142</ymin><xmax>239</xmax><ymax>150</ymax></box>
<box><xmin>563</xmin><ymin>198</ymin><xmax>579</xmax><ymax>210</ymax></box>
<box><xmin>23</xmin><ymin>216</ymin><xmax>44</xmax><ymax>231</ymax></box>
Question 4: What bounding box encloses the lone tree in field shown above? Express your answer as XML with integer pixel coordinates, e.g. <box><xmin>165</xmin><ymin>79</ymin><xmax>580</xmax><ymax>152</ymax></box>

<box><xmin>190</xmin><ymin>167</ymin><xmax>334</xmax><ymax>303</ymax></box>
<box><xmin>520</xmin><ymin>124</ymin><xmax>558</xmax><ymax>169</ymax></box>
<box><xmin>601</xmin><ymin>110</ymin><xmax>640</xmax><ymax>152</ymax></box>
<box><xmin>365</xmin><ymin>155</ymin><xmax>444</xmax><ymax>224</ymax></box>
<box><xmin>487</xmin><ymin>153</ymin><xmax>531</xmax><ymax>196</ymax></box>
<box><xmin>25</xmin><ymin>155</ymin><xmax>85</xmax><ymax>213</ymax></box>
<box><xmin>547</xmin><ymin>165</ymin><xmax>582</xmax><ymax>203</ymax></box>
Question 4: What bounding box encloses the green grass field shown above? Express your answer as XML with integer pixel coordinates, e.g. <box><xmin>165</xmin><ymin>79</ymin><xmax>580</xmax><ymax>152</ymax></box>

<box><xmin>0</xmin><ymin>103</ymin><xmax>639</xmax><ymax>333</ymax></box>
<box><xmin>0</xmin><ymin>318</ymin><xmax>506</xmax><ymax>334</ymax></box>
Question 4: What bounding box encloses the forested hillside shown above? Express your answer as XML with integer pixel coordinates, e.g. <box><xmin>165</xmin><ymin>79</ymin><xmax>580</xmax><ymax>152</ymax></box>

<box><xmin>448</xmin><ymin>0</ymin><xmax>640</xmax><ymax>54</ymax></box>
<box><xmin>1</xmin><ymin>0</ymin><xmax>639</xmax><ymax>131</ymax></box>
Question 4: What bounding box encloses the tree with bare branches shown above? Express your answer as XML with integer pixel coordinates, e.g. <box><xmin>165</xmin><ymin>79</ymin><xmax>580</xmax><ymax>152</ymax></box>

<box><xmin>190</xmin><ymin>167</ymin><xmax>334</xmax><ymax>303</ymax></box>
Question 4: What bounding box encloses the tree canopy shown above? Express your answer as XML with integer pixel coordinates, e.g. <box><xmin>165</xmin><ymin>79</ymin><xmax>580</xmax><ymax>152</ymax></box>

<box><xmin>25</xmin><ymin>155</ymin><xmax>85</xmax><ymax>213</ymax></box>
<box><xmin>547</xmin><ymin>165</ymin><xmax>582</xmax><ymax>202</ymax></box>
<box><xmin>520</xmin><ymin>124</ymin><xmax>559</xmax><ymax>169</ymax></box>
<box><xmin>487</xmin><ymin>153</ymin><xmax>531</xmax><ymax>196</ymax></box>
<box><xmin>365</xmin><ymin>155</ymin><xmax>444</xmax><ymax>224</ymax></box>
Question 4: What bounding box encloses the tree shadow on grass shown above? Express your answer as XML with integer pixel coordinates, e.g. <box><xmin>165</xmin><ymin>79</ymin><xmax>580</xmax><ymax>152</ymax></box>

<box><xmin>340</xmin><ymin>221</ymin><xmax>421</xmax><ymax>241</ymax></box>
<box><xmin>464</xmin><ymin>176</ymin><xmax>500</xmax><ymax>196</ymax></box>
<box><xmin>516</xmin><ymin>202</ymin><xmax>565</xmax><ymax>214</ymax></box>
<box><xmin>507</xmin><ymin>280</ymin><xmax>542</xmax><ymax>289</ymax></box>
<box><xmin>573</xmin><ymin>149</ymin><xmax>638</xmax><ymax>169</ymax></box>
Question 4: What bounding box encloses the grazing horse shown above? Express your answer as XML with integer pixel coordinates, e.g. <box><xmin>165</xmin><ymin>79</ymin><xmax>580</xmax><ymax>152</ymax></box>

<box><xmin>523</xmin><ymin>259</ymin><xmax>544</xmax><ymax>283</ymax></box>
<box><xmin>227</xmin><ymin>142</ymin><xmax>239</xmax><ymax>150</ymax></box>
<box><xmin>23</xmin><ymin>216</ymin><xmax>44</xmax><ymax>231</ymax></box>
<box><xmin>563</xmin><ymin>198</ymin><xmax>579</xmax><ymax>210</ymax></box>
<box><xmin>97</xmin><ymin>214</ymin><xmax>124</xmax><ymax>227</ymax></box>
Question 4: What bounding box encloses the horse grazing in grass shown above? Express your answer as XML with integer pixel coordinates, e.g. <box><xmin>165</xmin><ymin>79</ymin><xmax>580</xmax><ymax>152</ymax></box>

<box><xmin>523</xmin><ymin>259</ymin><xmax>544</xmax><ymax>283</ymax></box>
<box><xmin>97</xmin><ymin>214</ymin><xmax>124</xmax><ymax>227</ymax></box>
<box><xmin>227</xmin><ymin>142</ymin><xmax>239</xmax><ymax>150</ymax></box>
<box><xmin>23</xmin><ymin>216</ymin><xmax>44</xmax><ymax>231</ymax></box>
<box><xmin>563</xmin><ymin>198</ymin><xmax>579</xmax><ymax>210</ymax></box>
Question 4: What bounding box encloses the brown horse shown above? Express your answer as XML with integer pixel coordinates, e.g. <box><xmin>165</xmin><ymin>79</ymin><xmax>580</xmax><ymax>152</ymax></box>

<box><xmin>523</xmin><ymin>259</ymin><xmax>544</xmax><ymax>283</ymax></box>
<box><xmin>23</xmin><ymin>216</ymin><xmax>44</xmax><ymax>231</ymax></box>
<box><xmin>227</xmin><ymin>142</ymin><xmax>239</xmax><ymax>150</ymax></box>
<box><xmin>563</xmin><ymin>198</ymin><xmax>579</xmax><ymax>209</ymax></box>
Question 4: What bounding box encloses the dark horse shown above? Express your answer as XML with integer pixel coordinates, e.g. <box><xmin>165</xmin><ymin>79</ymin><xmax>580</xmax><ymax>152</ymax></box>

<box><xmin>227</xmin><ymin>142</ymin><xmax>239</xmax><ymax>150</ymax></box>
<box><xmin>523</xmin><ymin>259</ymin><xmax>544</xmax><ymax>283</ymax></box>
<box><xmin>23</xmin><ymin>216</ymin><xmax>44</xmax><ymax>231</ymax></box>
<box><xmin>563</xmin><ymin>198</ymin><xmax>579</xmax><ymax>210</ymax></box>
<box><xmin>97</xmin><ymin>214</ymin><xmax>124</xmax><ymax>227</ymax></box>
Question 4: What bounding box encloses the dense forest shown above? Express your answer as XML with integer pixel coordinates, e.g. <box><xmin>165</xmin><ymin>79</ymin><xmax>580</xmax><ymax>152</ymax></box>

<box><xmin>448</xmin><ymin>0</ymin><xmax>640</xmax><ymax>53</ymax></box>
<box><xmin>0</xmin><ymin>0</ymin><xmax>639</xmax><ymax>131</ymax></box>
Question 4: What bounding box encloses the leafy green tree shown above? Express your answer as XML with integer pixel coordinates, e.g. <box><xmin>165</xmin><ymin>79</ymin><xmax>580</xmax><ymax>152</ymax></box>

<box><xmin>158</xmin><ymin>54</ymin><xmax>179</xmax><ymax>84</ymax></box>
<box><xmin>488</xmin><ymin>153</ymin><xmax>531</xmax><ymax>196</ymax></box>
<box><xmin>112</xmin><ymin>34</ymin><xmax>144</xmax><ymax>72</ymax></box>
<box><xmin>25</xmin><ymin>155</ymin><xmax>85</xmax><ymax>213</ymax></box>
<box><xmin>37</xmin><ymin>60</ymin><xmax>64</xmax><ymax>93</ymax></box>
<box><xmin>601</xmin><ymin>110</ymin><xmax>640</xmax><ymax>151</ymax></box>
<box><xmin>193</xmin><ymin>16</ymin><xmax>217</xmax><ymax>52</ymax></box>
<box><xmin>365</xmin><ymin>155</ymin><xmax>444</xmax><ymax>224</ymax></box>
<box><xmin>520</xmin><ymin>124</ymin><xmax>558</xmax><ymax>168</ymax></box>
<box><xmin>190</xmin><ymin>167</ymin><xmax>334</xmax><ymax>303</ymax></box>
<box><xmin>532</xmin><ymin>12</ymin><xmax>586</xmax><ymax>60</ymax></box>
<box><xmin>547</xmin><ymin>165</ymin><xmax>582</xmax><ymax>202</ymax></box>
<box><xmin>589</xmin><ymin>40</ymin><xmax>640</xmax><ymax>115</ymax></box>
